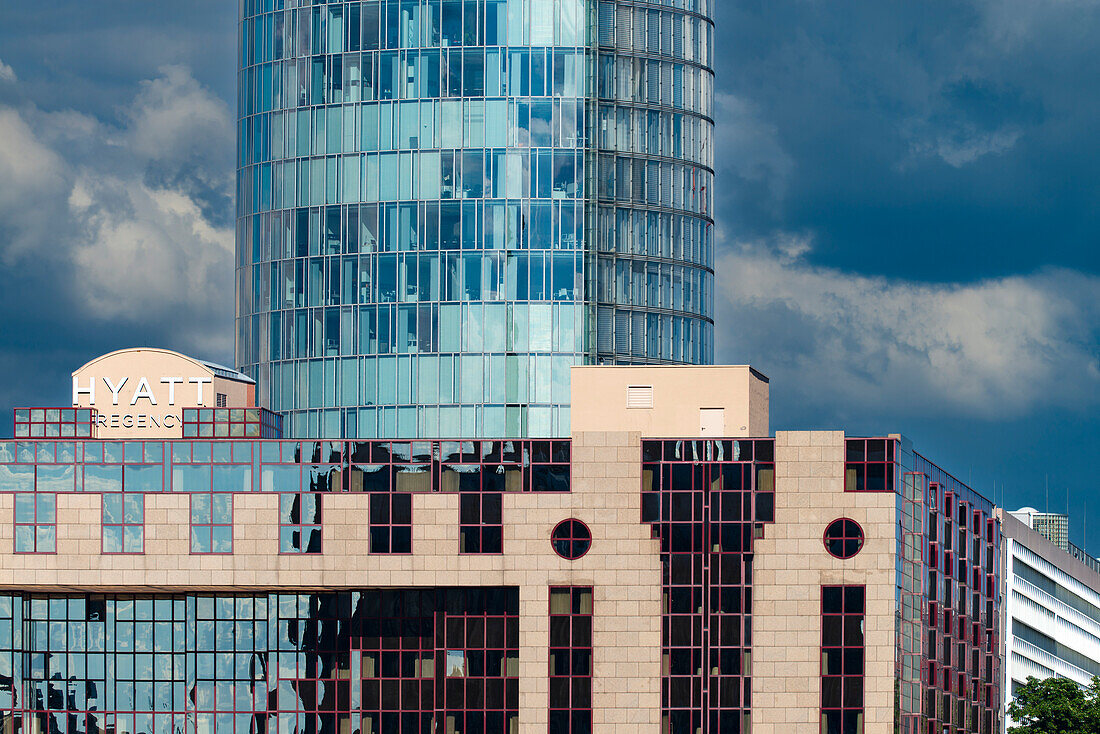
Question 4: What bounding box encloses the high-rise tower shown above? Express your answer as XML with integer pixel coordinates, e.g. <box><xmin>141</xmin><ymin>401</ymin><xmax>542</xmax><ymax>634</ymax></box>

<box><xmin>235</xmin><ymin>0</ymin><xmax>714</xmax><ymax>438</ymax></box>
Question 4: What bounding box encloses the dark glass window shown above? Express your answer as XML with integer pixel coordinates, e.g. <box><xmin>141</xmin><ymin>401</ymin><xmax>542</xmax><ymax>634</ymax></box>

<box><xmin>821</xmin><ymin>585</ymin><xmax>865</xmax><ymax>734</ymax></box>
<box><xmin>551</xmin><ymin>519</ymin><xmax>591</xmax><ymax>560</ymax></box>
<box><xmin>460</xmin><ymin>490</ymin><xmax>503</xmax><ymax>554</ymax></box>
<box><xmin>549</xmin><ymin>586</ymin><xmax>593</xmax><ymax>734</ymax></box>
<box><xmin>279</xmin><ymin>492</ymin><xmax>322</xmax><ymax>553</ymax></box>
<box><xmin>0</xmin><ymin>587</ymin><xmax>519</xmax><ymax>732</ymax></box>
<box><xmin>823</xmin><ymin>519</ymin><xmax>864</xmax><ymax>560</ymax></box>
<box><xmin>843</xmin><ymin>439</ymin><xmax>894</xmax><ymax>492</ymax></box>
<box><xmin>369</xmin><ymin>491</ymin><xmax>412</xmax><ymax>553</ymax></box>
<box><xmin>640</xmin><ymin>439</ymin><xmax>774</xmax><ymax>734</ymax></box>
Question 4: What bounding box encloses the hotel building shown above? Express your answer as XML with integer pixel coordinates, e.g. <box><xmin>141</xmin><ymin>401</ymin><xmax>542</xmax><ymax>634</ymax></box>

<box><xmin>0</xmin><ymin>350</ymin><xmax>1003</xmax><ymax>734</ymax></box>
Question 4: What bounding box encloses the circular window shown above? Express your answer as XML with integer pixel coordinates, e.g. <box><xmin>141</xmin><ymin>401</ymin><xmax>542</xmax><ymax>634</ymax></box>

<box><xmin>823</xmin><ymin>519</ymin><xmax>864</xmax><ymax>559</ymax></box>
<box><xmin>551</xmin><ymin>519</ymin><xmax>592</xmax><ymax>560</ymax></box>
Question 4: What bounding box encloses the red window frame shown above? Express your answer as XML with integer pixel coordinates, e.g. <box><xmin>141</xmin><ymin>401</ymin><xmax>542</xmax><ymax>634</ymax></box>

<box><xmin>639</xmin><ymin>438</ymin><xmax>774</xmax><ymax>734</ymax></box>
<box><xmin>843</xmin><ymin>438</ymin><xmax>895</xmax><ymax>492</ymax></box>
<box><xmin>449</xmin><ymin>461</ymin><xmax>504</xmax><ymax>554</ymax></box>
<box><xmin>278</xmin><ymin>491</ymin><xmax>323</xmax><ymax>554</ymax></box>
<box><xmin>189</xmin><ymin>491</ymin><xmax>234</xmax><ymax>554</ymax></box>
<box><xmin>821</xmin><ymin>585</ymin><xmax>865</xmax><ymax>734</ymax></box>
<box><xmin>550</xmin><ymin>519</ymin><xmax>591</xmax><ymax>560</ymax></box>
<box><xmin>101</xmin><ymin>492</ymin><xmax>145</xmax><ymax>554</ymax></box>
<box><xmin>549</xmin><ymin>586</ymin><xmax>593</xmax><ymax>734</ymax></box>
<box><xmin>13</xmin><ymin>492</ymin><xmax>56</xmax><ymax>554</ymax></box>
<box><xmin>368</xmin><ymin>490</ymin><xmax>412</xmax><ymax>554</ymax></box>
<box><xmin>823</xmin><ymin>518</ymin><xmax>864</xmax><ymax>559</ymax></box>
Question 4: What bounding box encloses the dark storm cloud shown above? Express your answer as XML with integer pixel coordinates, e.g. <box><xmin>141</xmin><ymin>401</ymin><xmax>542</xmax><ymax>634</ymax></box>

<box><xmin>0</xmin><ymin>2</ymin><xmax>235</xmax><ymax>431</ymax></box>
<box><xmin>709</xmin><ymin>0</ymin><xmax>1100</xmax><ymax>517</ymax></box>
<box><xmin>0</xmin><ymin>59</ymin><xmax>235</xmax><ymax>422</ymax></box>
<box><xmin>713</xmin><ymin>0</ymin><xmax>1100</xmax><ymax>279</ymax></box>
<box><xmin>0</xmin><ymin>2</ymin><xmax>236</xmax><ymax>119</ymax></box>
<box><xmin>711</xmin><ymin>0</ymin><xmax>1100</xmax><ymax>413</ymax></box>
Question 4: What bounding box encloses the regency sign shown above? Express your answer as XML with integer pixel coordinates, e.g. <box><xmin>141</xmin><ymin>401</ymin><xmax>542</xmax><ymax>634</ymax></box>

<box><xmin>72</xmin><ymin>375</ymin><xmax>213</xmax><ymax>431</ymax></box>
<box><xmin>70</xmin><ymin>348</ymin><xmax>253</xmax><ymax>439</ymax></box>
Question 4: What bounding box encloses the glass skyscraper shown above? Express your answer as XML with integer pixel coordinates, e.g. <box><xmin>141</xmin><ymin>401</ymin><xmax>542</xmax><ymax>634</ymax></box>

<box><xmin>235</xmin><ymin>0</ymin><xmax>714</xmax><ymax>438</ymax></box>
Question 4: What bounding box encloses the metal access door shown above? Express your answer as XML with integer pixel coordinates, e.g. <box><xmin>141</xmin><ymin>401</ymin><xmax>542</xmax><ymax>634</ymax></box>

<box><xmin>699</xmin><ymin>408</ymin><xmax>725</xmax><ymax>436</ymax></box>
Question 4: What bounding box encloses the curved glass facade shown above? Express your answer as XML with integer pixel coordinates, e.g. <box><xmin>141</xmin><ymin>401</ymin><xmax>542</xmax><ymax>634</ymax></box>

<box><xmin>592</xmin><ymin>0</ymin><xmax>714</xmax><ymax>364</ymax></box>
<box><xmin>236</xmin><ymin>0</ymin><xmax>714</xmax><ymax>438</ymax></box>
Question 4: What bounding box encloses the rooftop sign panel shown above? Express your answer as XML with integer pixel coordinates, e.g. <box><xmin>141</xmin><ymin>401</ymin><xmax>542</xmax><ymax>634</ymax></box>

<box><xmin>70</xmin><ymin>348</ymin><xmax>255</xmax><ymax>439</ymax></box>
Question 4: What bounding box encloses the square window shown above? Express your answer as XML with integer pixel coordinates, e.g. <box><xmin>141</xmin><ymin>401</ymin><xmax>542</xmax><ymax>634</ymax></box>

<box><xmin>279</xmin><ymin>493</ymin><xmax>322</xmax><ymax>554</ymax></box>
<box><xmin>102</xmin><ymin>493</ymin><xmax>144</xmax><ymax>554</ymax></box>
<box><xmin>15</xmin><ymin>493</ymin><xmax>56</xmax><ymax>553</ymax></box>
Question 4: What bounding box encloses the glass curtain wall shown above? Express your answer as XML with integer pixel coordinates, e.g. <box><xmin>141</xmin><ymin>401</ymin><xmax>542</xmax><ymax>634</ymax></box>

<box><xmin>591</xmin><ymin>0</ymin><xmax>715</xmax><ymax>364</ymax></box>
<box><xmin>236</xmin><ymin>0</ymin><xmax>715</xmax><ymax>439</ymax></box>
<box><xmin>0</xmin><ymin>588</ymin><xmax>520</xmax><ymax>734</ymax></box>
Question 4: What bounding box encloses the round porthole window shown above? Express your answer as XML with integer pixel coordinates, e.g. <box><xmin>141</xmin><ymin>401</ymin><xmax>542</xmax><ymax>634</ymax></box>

<box><xmin>551</xmin><ymin>519</ymin><xmax>592</xmax><ymax>560</ymax></box>
<box><xmin>823</xmin><ymin>518</ymin><xmax>864</xmax><ymax>559</ymax></box>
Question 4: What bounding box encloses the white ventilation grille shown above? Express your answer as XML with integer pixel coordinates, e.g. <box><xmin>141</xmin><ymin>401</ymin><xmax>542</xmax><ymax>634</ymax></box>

<box><xmin>626</xmin><ymin>385</ymin><xmax>654</xmax><ymax>409</ymax></box>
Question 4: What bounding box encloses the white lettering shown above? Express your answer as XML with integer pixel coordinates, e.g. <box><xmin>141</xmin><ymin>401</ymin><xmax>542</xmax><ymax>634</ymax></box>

<box><xmin>160</xmin><ymin>377</ymin><xmax>183</xmax><ymax>405</ymax></box>
<box><xmin>102</xmin><ymin>377</ymin><xmax>128</xmax><ymax>406</ymax></box>
<box><xmin>72</xmin><ymin>376</ymin><xmax>95</xmax><ymax>405</ymax></box>
<box><xmin>163</xmin><ymin>415</ymin><xmax>176</xmax><ymax>428</ymax></box>
<box><xmin>109</xmin><ymin>415</ymin><xmax>120</xmax><ymax>428</ymax></box>
<box><xmin>122</xmin><ymin>415</ymin><xmax>134</xmax><ymax>428</ymax></box>
<box><xmin>136</xmin><ymin>415</ymin><xmax>147</xmax><ymax>428</ymax></box>
<box><xmin>130</xmin><ymin>377</ymin><xmax>157</xmax><ymax>406</ymax></box>
<box><xmin>96</xmin><ymin>415</ymin><xmax>108</xmax><ymax>427</ymax></box>
<box><xmin>149</xmin><ymin>415</ymin><xmax>162</xmax><ymax>428</ymax></box>
<box><xmin>189</xmin><ymin>377</ymin><xmax>213</xmax><ymax>405</ymax></box>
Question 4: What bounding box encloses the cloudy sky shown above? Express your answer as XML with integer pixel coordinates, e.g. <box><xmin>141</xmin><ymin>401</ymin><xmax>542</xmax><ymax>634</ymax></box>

<box><xmin>1</xmin><ymin>2</ymin><xmax>1098</xmax><ymax>542</ymax></box>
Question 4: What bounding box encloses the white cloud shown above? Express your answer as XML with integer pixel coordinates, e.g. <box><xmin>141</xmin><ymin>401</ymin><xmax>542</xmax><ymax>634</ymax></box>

<box><xmin>0</xmin><ymin>60</ymin><xmax>15</xmax><ymax>83</ymax></box>
<box><xmin>0</xmin><ymin>108</ymin><xmax>71</xmax><ymax>261</ymax></box>
<box><xmin>714</xmin><ymin>93</ymin><xmax>794</xmax><ymax>208</ymax></box>
<box><xmin>907</xmin><ymin>124</ymin><xmax>1023</xmax><ymax>168</ymax></box>
<box><xmin>931</xmin><ymin>126</ymin><xmax>1022</xmax><ymax>167</ymax></box>
<box><xmin>0</xmin><ymin>66</ymin><xmax>234</xmax><ymax>357</ymax></box>
<box><xmin>977</xmin><ymin>0</ymin><xmax>1099</xmax><ymax>49</ymax></box>
<box><xmin>716</xmin><ymin>237</ymin><xmax>1100</xmax><ymax>418</ymax></box>
<box><xmin>71</xmin><ymin>179</ymin><xmax>233</xmax><ymax>321</ymax></box>
<box><xmin>124</xmin><ymin>65</ymin><xmax>235</xmax><ymax>198</ymax></box>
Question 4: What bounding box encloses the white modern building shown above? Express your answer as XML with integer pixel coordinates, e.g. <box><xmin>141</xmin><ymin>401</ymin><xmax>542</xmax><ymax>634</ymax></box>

<box><xmin>999</xmin><ymin>508</ymin><xmax>1100</xmax><ymax>723</ymax></box>
<box><xmin>1008</xmin><ymin>508</ymin><xmax>1069</xmax><ymax>551</ymax></box>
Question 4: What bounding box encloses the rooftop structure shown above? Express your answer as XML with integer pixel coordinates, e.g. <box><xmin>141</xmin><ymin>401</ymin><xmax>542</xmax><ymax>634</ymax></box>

<box><xmin>1008</xmin><ymin>508</ymin><xmax>1069</xmax><ymax>551</ymax></box>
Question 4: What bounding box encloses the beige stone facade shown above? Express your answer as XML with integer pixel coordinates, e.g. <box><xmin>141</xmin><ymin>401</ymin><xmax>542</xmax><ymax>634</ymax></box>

<box><xmin>0</xmin><ymin>427</ymin><xmax>906</xmax><ymax>733</ymax></box>
<box><xmin>0</xmin><ymin>430</ymin><xmax>663</xmax><ymax>733</ymax></box>
<box><xmin>0</xmin><ymin>365</ymin><xmax>929</xmax><ymax>733</ymax></box>
<box><xmin>753</xmin><ymin>431</ymin><xmax>898</xmax><ymax>734</ymax></box>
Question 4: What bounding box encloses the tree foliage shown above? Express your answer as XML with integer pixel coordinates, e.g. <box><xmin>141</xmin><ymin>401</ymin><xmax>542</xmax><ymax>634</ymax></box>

<box><xmin>1008</xmin><ymin>676</ymin><xmax>1100</xmax><ymax>734</ymax></box>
